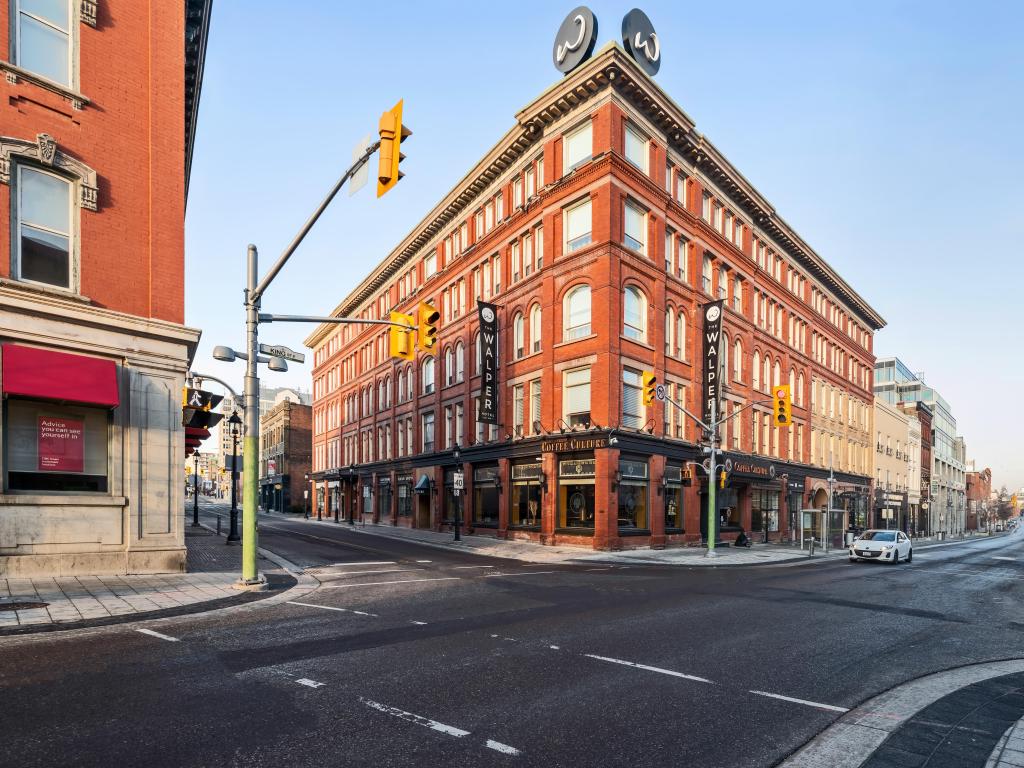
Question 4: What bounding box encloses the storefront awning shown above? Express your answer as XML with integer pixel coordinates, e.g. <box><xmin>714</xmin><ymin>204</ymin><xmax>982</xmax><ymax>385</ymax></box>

<box><xmin>414</xmin><ymin>474</ymin><xmax>432</xmax><ymax>494</ymax></box>
<box><xmin>2</xmin><ymin>344</ymin><xmax>119</xmax><ymax>407</ymax></box>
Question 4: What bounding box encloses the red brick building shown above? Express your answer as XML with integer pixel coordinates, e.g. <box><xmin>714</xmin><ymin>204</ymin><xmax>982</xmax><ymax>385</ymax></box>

<box><xmin>966</xmin><ymin>465</ymin><xmax>992</xmax><ymax>531</ymax></box>
<box><xmin>0</xmin><ymin>1</ymin><xmax>210</xmax><ymax>574</ymax></box>
<box><xmin>307</xmin><ymin>43</ymin><xmax>884</xmax><ymax>550</ymax></box>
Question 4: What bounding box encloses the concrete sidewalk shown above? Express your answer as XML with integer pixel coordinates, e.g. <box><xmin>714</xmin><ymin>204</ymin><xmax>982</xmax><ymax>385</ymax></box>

<box><xmin>0</xmin><ymin>522</ymin><xmax>300</xmax><ymax>635</ymax></box>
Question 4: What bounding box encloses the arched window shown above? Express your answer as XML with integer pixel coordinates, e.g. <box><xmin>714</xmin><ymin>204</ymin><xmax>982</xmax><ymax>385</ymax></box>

<box><xmin>473</xmin><ymin>331</ymin><xmax>481</xmax><ymax>374</ymax></box>
<box><xmin>530</xmin><ymin>304</ymin><xmax>542</xmax><ymax>353</ymax></box>
<box><xmin>773</xmin><ymin>361</ymin><xmax>781</xmax><ymax>388</ymax></box>
<box><xmin>798</xmin><ymin>372</ymin><xmax>805</xmax><ymax>406</ymax></box>
<box><xmin>721</xmin><ymin>335</ymin><xmax>729</xmax><ymax>385</ymax></box>
<box><xmin>733</xmin><ymin>339</ymin><xmax>742</xmax><ymax>382</ymax></box>
<box><xmin>455</xmin><ymin>341</ymin><xmax>465</xmax><ymax>382</ymax></box>
<box><xmin>665</xmin><ymin>307</ymin><xmax>674</xmax><ymax>356</ymax></box>
<box><xmin>385</xmin><ymin>376</ymin><xmax>391</xmax><ymax>407</ymax></box>
<box><xmin>445</xmin><ymin>346</ymin><xmax>454</xmax><ymax>385</ymax></box>
<box><xmin>623</xmin><ymin>286</ymin><xmax>646</xmax><ymax>341</ymax></box>
<box><xmin>564</xmin><ymin>285</ymin><xmax>591</xmax><ymax>340</ymax></box>
<box><xmin>422</xmin><ymin>356</ymin><xmax>435</xmax><ymax>394</ymax></box>
<box><xmin>676</xmin><ymin>312</ymin><xmax>686</xmax><ymax>359</ymax></box>
<box><xmin>513</xmin><ymin>313</ymin><xmax>525</xmax><ymax>359</ymax></box>
<box><xmin>789</xmin><ymin>369</ymin><xmax>795</xmax><ymax>401</ymax></box>
<box><xmin>762</xmin><ymin>356</ymin><xmax>770</xmax><ymax>393</ymax></box>
<box><xmin>752</xmin><ymin>351</ymin><xmax>761</xmax><ymax>390</ymax></box>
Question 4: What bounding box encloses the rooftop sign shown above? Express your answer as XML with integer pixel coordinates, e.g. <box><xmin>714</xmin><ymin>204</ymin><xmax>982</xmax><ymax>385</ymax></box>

<box><xmin>553</xmin><ymin>6</ymin><xmax>599</xmax><ymax>75</ymax></box>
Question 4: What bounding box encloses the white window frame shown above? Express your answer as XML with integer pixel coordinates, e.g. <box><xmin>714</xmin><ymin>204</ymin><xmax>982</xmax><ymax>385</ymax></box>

<box><xmin>564</xmin><ymin>121</ymin><xmax>593</xmax><ymax>171</ymax></box>
<box><xmin>624</xmin><ymin>123</ymin><xmax>648</xmax><ymax>173</ymax></box>
<box><xmin>563</xmin><ymin>285</ymin><xmax>592</xmax><ymax>341</ymax></box>
<box><xmin>14</xmin><ymin>164</ymin><xmax>75</xmax><ymax>291</ymax></box>
<box><xmin>14</xmin><ymin>0</ymin><xmax>74</xmax><ymax>88</ymax></box>
<box><xmin>623</xmin><ymin>200</ymin><xmax>646</xmax><ymax>254</ymax></box>
<box><xmin>565</xmin><ymin>198</ymin><xmax>592</xmax><ymax>253</ymax></box>
<box><xmin>623</xmin><ymin>285</ymin><xmax>646</xmax><ymax>342</ymax></box>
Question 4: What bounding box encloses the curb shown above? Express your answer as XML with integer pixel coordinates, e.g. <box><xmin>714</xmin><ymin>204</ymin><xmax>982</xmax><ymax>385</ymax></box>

<box><xmin>778</xmin><ymin>658</ymin><xmax>1024</xmax><ymax>768</ymax></box>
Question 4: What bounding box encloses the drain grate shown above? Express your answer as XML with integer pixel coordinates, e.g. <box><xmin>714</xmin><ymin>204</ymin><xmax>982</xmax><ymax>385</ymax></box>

<box><xmin>0</xmin><ymin>601</ymin><xmax>49</xmax><ymax>612</ymax></box>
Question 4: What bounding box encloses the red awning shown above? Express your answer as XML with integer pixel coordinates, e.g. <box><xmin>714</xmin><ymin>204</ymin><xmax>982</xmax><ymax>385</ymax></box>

<box><xmin>185</xmin><ymin>427</ymin><xmax>211</xmax><ymax>441</ymax></box>
<box><xmin>2</xmin><ymin>344</ymin><xmax>120</xmax><ymax>407</ymax></box>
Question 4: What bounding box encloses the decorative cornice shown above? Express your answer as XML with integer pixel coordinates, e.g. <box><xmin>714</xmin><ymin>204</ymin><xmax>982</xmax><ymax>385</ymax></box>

<box><xmin>0</xmin><ymin>134</ymin><xmax>99</xmax><ymax>210</ymax></box>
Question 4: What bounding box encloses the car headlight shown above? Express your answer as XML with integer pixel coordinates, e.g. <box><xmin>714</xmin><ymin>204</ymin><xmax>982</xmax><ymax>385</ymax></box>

<box><xmin>881</xmin><ymin>546</ymin><xmax>892</xmax><ymax>552</ymax></box>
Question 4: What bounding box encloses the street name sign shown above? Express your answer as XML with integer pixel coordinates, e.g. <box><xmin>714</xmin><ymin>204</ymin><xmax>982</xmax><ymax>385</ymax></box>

<box><xmin>259</xmin><ymin>343</ymin><xmax>305</xmax><ymax>363</ymax></box>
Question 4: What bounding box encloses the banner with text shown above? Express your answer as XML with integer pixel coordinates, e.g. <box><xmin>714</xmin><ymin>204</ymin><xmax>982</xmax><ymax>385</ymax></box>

<box><xmin>477</xmin><ymin>300</ymin><xmax>499</xmax><ymax>424</ymax></box>
<box><xmin>701</xmin><ymin>300</ymin><xmax>725</xmax><ymax>428</ymax></box>
<box><xmin>38</xmin><ymin>416</ymin><xmax>84</xmax><ymax>472</ymax></box>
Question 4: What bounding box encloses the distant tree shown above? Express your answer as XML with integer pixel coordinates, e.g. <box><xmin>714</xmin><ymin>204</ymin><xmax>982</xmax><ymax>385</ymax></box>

<box><xmin>991</xmin><ymin>486</ymin><xmax>1014</xmax><ymax>522</ymax></box>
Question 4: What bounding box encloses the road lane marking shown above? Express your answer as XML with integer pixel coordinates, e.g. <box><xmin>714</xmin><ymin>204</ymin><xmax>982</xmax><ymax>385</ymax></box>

<box><xmin>993</xmin><ymin>556</ymin><xmax>1017</xmax><ymax>561</ymax></box>
<box><xmin>749</xmin><ymin>690</ymin><xmax>849</xmax><ymax>712</ymax></box>
<box><xmin>584</xmin><ymin>654</ymin><xmax>714</xmax><ymax>684</ymax></box>
<box><xmin>415</xmin><ymin>560</ymin><xmax>432</xmax><ymax>563</ymax></box>
<box><xmin>486</xmin><ymin>740</ymin><xmax>521</xmax><ymax>755</ymax></box>
<box><xmin>411</xmin><ymin>621</ymin><xmax>428</xmax><ymax>625</ymax></box>
<box><xmin>135</xmin><ymin>628</ymin><xmax>180</xmax><ymax>642</ymax></box>
<box><xmin>321</xmin><ymin>568</ymin><xmax>424</xmax><ymax>576</ymax></box>
<box><xmin>360</xmin><ymin>698</ymin><xmax>470</xmax><ymax>737</ymax></box>
<box><xmin>482</xmin><ymin>571</ymin><xmax>556</xmax><ymax>577</ymax></box>
<box><xmin>286</xmin><ymin>601</ymin><xmax>379</xmax><ymax>617</ymax></box>
<box><xmin>323</xmin><ymin>561</ymin><xmax>396</xmax><ymax>567</ymax></box>
<box><xmin>549</xmin><ymin>645</ymin><xmax>561</xmax><ymax>650</ymax></box>
<box><xmin>453</xmin><ymin>565</ymin><xmax>496</xmax><ymax>569</ymax></box>
<box><xmin>585</xmin><ymin>567</ymin><xmax>611</xmax><ymax>571</ymax></box>
<box><xmin>295</xmin><ymin>678</ymin><xmax>326</xmax><ymax>688</ymax></box>
<box><xmin>322</xmin><ymin>577</ymin><xmax>461</xmax><ymax>589</ymax></box>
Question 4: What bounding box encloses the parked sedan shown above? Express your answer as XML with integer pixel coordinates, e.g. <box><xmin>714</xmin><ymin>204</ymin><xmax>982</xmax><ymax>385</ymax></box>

<box><xmin>849</xmin><ymin>529</ymin><xmax>913</xmax><ymax>564</ymax></box>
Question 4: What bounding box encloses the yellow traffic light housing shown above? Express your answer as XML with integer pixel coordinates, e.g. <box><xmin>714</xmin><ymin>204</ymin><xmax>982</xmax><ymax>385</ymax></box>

<box><xmin>642</xmin><ymin>370</ymin><xmax>657</xmax><ymax>406</ymax></box>
<box><xmin>389</xmin><ymin>311</ymin><xmax>415</xmax><ymax>361</ymax></box>
<box><xmin>377</xmin><ymin>99</ymin><xmax>412</xmax><ymax>198</ymax></box>
<box><xmin>418</xmin><ymin>301</ymin><xmax>440</xmax><ymax>350</ymax></box>
<box><xmin>773</xmin><ymin>384</ymin><xmax>792</xmax><ymax>427</ymax></box>
<box><xmin>720</xmin><ymin>469</ymin><xmax>727</xmax><ymax>489</ymax></box>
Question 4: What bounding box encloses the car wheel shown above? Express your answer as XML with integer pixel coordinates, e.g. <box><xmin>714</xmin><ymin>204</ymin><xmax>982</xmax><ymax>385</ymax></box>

<box><xmin>849</xmin><ymin>556</ymin><xmax>857</xmax><ymax>563</ymax></box>
<box><xmin>906</xmin><ymin>548</ymin><xmax>912</xmax><ymax>563</ymax></box>
<box><xmin>891</xmin><ymin>550</ymin><xmax>899</xmax><ymax>565</ymax></box>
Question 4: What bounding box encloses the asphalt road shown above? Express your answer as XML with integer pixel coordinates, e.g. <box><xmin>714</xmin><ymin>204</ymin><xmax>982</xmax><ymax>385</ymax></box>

<box><xmin>3</xmin><ymin>501</ymin><xmax>1022</xmax><ymax>768</ymax></box>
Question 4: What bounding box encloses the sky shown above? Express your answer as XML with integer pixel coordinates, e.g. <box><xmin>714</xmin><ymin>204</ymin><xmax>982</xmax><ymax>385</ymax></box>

<box><xmin>185</xmin><ymin>1</ymin><xmax>1024</xmax><ymax>490</ymax></box>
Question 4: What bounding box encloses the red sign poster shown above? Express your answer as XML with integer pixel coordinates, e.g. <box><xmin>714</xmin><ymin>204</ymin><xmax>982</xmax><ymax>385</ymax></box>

<box><xmin>38</xmin><ymin>417</ymin><xmax>84</xmax><ymax>472</ymax></box>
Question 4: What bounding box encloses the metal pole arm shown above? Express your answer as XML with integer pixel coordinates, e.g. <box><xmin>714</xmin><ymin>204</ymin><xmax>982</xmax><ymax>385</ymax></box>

<box><xmin>258</xmin><ymin>313</ymin><xmax>415</xmax><ymax>330</ymax></box>
<box><xmin>188</xmin><ymin>372</ymin><xmax>241</xmax><ymax>401</ymax></box>
<box><xmin>662</xmin><ymin>393</ymin><xmax>712</xmax><ymax>435</ymax></box>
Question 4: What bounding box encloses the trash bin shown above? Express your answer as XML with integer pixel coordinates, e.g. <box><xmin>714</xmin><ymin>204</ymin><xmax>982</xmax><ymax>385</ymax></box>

<box><xmin>845</xmin><ymin>531</ymin><xmax>855</xmax><ymax>547</ymax></box>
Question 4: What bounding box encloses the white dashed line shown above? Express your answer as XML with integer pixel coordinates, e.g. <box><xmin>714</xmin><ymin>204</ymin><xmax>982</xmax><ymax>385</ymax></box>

<box><xmin>482</xmin><ymin>571</ymin><xmax>556</xmax><ymax>577</ymax></box>
<box><xmin>322</xmin><ymin>577</ymin><xmax>461</xmax><ymax>589</ymax></box>
<box><xmin>360</xmin><ymin>698</ymin><xmax>470</xmax><ymax>737</ymax></box>
<box><xmin>323</xmin><ymin>568</ymin><xmax>424</xmax><ymax>576</ymax></box>
<box><xmin>486</xmin><ymin>739</ymin><xmax>521</xmax><ymax>755</ymax></box>
<box><xmin>993</xmin><ymin>556</ymin><xmax>1017</xmax><ymax>561</ymax></box>
<box><xmin>453</xmin><ymin>565</ymin><xmax>496</xmax><ymax>569</ymax></box>
<box><xmin>286</xmin><ymin>601</ymin><xmax>378</xmax><ymax>617</ymax></box>
<box><xmin>584</xmin><ymin>654</ymin><xmax>715</xmax><ymax>684</ymax></box>
<box><xmin>325</xmin><ymin>561</ymin><xmax>395</xmax><ymax>567</ymax></box>
<box><xmin>411</xmin><ymin>621</ymin><xmax>428</xmax><ymax>625</ymax></box>
<box><xmin>135</xmin><ymin>628</ymin><xmax>180</xmax><ymax>642</ymax></box>
<box><xmin>295</xmin><ymin>678</ymin><xmax>326</xmax><ymax>689</ymax></box>
<box><xmin>549</xmin><ymin>645</ymin><xmax>561</xmax><ymax>650</ymax></box>
<box><xmin>749</xmin><ymin>690</ymin><xmax>849</xmax><ymax>712</ymax></box>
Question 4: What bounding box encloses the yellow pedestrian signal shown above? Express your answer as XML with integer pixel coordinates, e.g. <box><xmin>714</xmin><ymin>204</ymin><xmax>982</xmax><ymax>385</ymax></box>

<box><xmin>389</xmin><ymin>311</ymin><xmax>415</xmax><ymax>361</ymax></box>
<box><xmin>377</xmin><ymin>99</ymin><xmax>412</xmax><ymax>198</ymax></box>
<box><xmin>720</xmin><ymin>469</ymin><xmax>727</xmax><ymax>489</ymax></box>
<box><xmin>773</xmin><ymin>384</ymin><xmax>792</xmax><ymax>427</ymax></box>
<box><xmin>642</xmin><ymin>370</ymin><xmax>657</xmax><ymax>406</ymax></box>
<box><xmin>418</xmin><ymin>301</ymin><xmax>440</xmax><ymax>350</ymax></box>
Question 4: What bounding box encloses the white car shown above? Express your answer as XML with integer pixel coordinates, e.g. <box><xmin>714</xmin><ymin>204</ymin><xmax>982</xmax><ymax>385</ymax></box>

<box><xmin>849</xmin><ymin>529</ymin><xmax>913</xmax><ymax>564</ymax></box>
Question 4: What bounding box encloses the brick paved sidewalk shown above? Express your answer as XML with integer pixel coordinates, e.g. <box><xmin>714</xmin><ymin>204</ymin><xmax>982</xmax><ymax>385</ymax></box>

<box><xmin>0</xmin><ymin>524</ymin><xmax>288</xmax><ymax>634</ymax></box>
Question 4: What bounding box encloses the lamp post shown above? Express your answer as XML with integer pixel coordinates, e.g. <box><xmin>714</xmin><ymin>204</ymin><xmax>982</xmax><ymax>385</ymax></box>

<box><xmin>453</xmin><ymin>443</ymin><xmax>461</xmax><ymax>542</ymax></box>
<box><xmin>192</xmin><ymin>452</ymin><xmax>201</xmax><ymax>526</ymax></box>
<box><xmin>349</xmin><ymin>466</ymin><xmax>356</xmax><ymax>525</ymax></box>
<box><xmin>226</xmin><ymin>410</ymin><xmax>242</xmax><ymax>543</ymax></box>
<box><xmin>304</xmin><ymin>472</ymin><xmax>310</xmax><ymax>520</ymax></box>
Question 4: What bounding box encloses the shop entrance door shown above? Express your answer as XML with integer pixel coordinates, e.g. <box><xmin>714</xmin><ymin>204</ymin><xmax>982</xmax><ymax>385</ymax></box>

<box><xmin>415</xmin><ymin>494</ymin><xmax>431</xmax><ymax>529</ymax></box>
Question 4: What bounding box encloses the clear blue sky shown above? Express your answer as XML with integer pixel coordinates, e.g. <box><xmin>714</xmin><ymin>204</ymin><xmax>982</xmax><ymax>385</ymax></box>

<box><xmin>185</xmin><ymin>1</ymin><xmax>1024</xmax><ymax>490</ymax></box>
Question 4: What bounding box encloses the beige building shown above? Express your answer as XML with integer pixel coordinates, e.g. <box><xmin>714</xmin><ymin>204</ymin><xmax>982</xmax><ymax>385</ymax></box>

<box><xmin>808</xmin><ymin>377</ymin><xmax>873</xmax><ymax>525</ymax></box>
<box><xmin>873</xmin><ymin>397</ymin><xmax>911</xmax><ymax>530</ymax></box>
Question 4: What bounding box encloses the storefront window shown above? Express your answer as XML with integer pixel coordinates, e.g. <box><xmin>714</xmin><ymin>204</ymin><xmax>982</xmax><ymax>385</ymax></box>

<box><xmin>751</xmin><ymin>488</ymin><xmax>780</xmax><ymax>533</ymax></box>
<box><xmin>377</xmin><ymin>479</ymin><xmax>392</xmax><ymax>520</ymax></box>
<box><xmin>397</xmin><ymin>475</ymin><xmax>413</xmax><ymax>517</ymax></box>
<box><xmin>511</xmin><ymin>461</ymin><xmax>543</xmax><ymax>527</ymax></box>
<box><xmin>558</xmin><ymin>456</ymin><xmax>595</xmax><ymax>528</ymax></box>
<box><xmin>473</xmin><ymin>464</ymin><xmax>499</xmax><ymax>526</ymax></box>
<box><xmin>617</xmin><ymin>458</ymin><xmax>648</xmax><ymax>529</ymax></box>
<box><xmin>6</xmin><ymin>399</ymin><xmax>109</xmax><ymax>492</ymax></box>
<box><xmin>443</xmin><ymin>469</ymin><xmax>458</xmax><ymax>523</ymax></box>
<box><xmin>663</xmin><ymin>465</ymin><xmax>686</xmax><ymax>530</ymax></box>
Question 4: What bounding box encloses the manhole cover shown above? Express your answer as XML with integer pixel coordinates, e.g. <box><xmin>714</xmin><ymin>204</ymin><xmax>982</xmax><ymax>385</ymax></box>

<box><xmin>0</xmin><ymin>601</ymin><xmax>49</xmax><ymax>612</ymax></box>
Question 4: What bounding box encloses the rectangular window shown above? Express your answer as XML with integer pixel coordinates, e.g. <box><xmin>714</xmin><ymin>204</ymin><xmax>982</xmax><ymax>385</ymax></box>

<box><xmin>530</xmin><ymin>379</ymin><xmax>541</xmax><ymax>433</ymax></box>
<box><xmin>664</xmin><ymin>230</ymin><xmax>673</xmax><ymax>274</ymax></box>
<box><xmin>564</xmin><ymin>122</ymin><xmax>593</xmax><ymax>170</ymax></box>
<box><xmin>535</xmin><ymin>225</ymin><xmax>544</xmax><ymax>269</ymax></box>
<box><xmin>565</xmin><ymin>199</ymin><xmax>592</xmax><ymax>252</ymax></box>
<box><xmin>676</xmin><ymin>173</ymin><xmax>688</xmax><ymax>208</ymax></box>
<box><xmin>424</xmin><ymin>251</ymin><xmax>437</xmax><ymax>279</ymax></box>
<box><xmin>444</xmin><ymin>405</ymin><xmax>453</xmax><ymax>449</ymax></box>
<box><xmin>16</xmin><ymin>0</ymin><xmax>72</xmax><ymax>87</ymax></box>
<box><xmin>717</xmin><ymin>265</ymin><xmax>728</xmax><ymax>300</ymax></box>
<box><xmin>16</xmin><ymin>166</ymin><xmax>72</xmax><ymax>289</ymax></box>
<box><xmin>701</xmin><ymin>192</ymin><xmax>712</xmax><ymax>223</ymax></box>
<box><xmin>677</xmin><ymin>237</ymin><xmax>688</xmax><ymax>281</ymax></box>
<box><xmin>733</xmin><ymin>276</ymin><xmax>742</xmax><ymax>312</ymax></box>
<box><xmin>525</xmin><ymin>167</ymin><xmax>535</xmax><ymax>198</ymax></box>
<box><xmin>623</xmin><ymin>202</ymin><xmax>645</xmax><ymax>253</ymax></box>
<box><xmin>514</xmin><ymin>178</ymin><xmax>523</xmax><ymax>207</ymax></box>
<box><xmin>421</xmin><ymin>412</ymin><xmax>435</xmax><ymax>453</ymax></box>
<box><xmin>523</xmin><ymin>233</ymin><xmax>533</xmax><ymax>276</ymax></box>
<box><xmin>536</xmin><ymin>156</ymin><xmax>544</xmax><ymax>188</ymax></box>
<box><xmin>624</xmin><ymin>124</ymin><xmax>648</xmax><ymax>171</ymax></box>
<box><xmin>511</xmin><ymin>241</ymin><xmax>521</xmax><ymax>283</ymax></box>
<box><xmin>665</xmin><ymin>163</ymin><xmax>673</xmax><ymax>194</ymax></box>
<box><xmin>513</xmin><ymin>384</ymin><xmax>525</xmax><ymax>435</ymax></box>
<box><xmin>702</xmin><ymin>255</ymin><xmax>713</xmax><ymax>295</ymax></box>
<box><xmin>622</xmin><ymin>368</ymin><xmax>644</xmax><ymax>429</ymax></box>
<box><xmin>563</xmin><ymin>367</ymin><xmax>591</xmax><ymax>427</ymax></box>
<box><xmin>6</xmin><ymin>399</ymin><xmax>108</xmax><ymax>492</ymax></box>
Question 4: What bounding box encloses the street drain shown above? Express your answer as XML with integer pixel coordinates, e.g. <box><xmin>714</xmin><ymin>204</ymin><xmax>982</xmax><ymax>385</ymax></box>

<box><xmin>0</xmin><ymin>601</ymin><xmax>49</xmax><ymax>612</ymax></box>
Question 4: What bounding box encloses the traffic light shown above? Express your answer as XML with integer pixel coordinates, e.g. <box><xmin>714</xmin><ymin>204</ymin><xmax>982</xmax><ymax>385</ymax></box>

<box><xmin>773</xmin><ymin>384</ymin><xmax>792</xmax><ymax>427</ymax></box>
<box><xmin>389</xmin><ymin>311</ymin><xmax>415</xmax><ymax>360</ymax></box>
<box><xmin>719</xmin><ymin>468</ymin><xmax>729</xmax><ymax>489</ymax></box>
<box><xmin>418</xmin><ymin>301</ymin><xmax>440</xmax><ymax>350</ymax></box>
<box><xmin>377</xmin><ymin>99</ymin><xmax>412</xmax><ymax>198</ymax></box>
<box><xmin>642</xmin><ymin>370</ymin><xmax>657</xmax><ymax>406</ymax></box>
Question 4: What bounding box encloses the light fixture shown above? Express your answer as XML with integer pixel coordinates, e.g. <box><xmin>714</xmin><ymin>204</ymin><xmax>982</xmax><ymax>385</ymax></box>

<box><xmin>213</xmin><ymin>345</ymin><xmax>237</xmax><ymax>362</ymax></box>
<box><xmin>658</xmin><ymin>475</ymin><xmax>668</xmax><ymax>497</ymax></box>
<box><xmin>539</xmin><ymin>471</ymin><xmax>548</xmax><ymax>494</ymax></box>
<box><xmin>611</xmin><ymin>470</ymin><xmax>622</xmax><ymax>492</ymax></box>
<box><xmin>453</xmin><ymin>443</ymin><xmax>460</xmax><ymax>462</ymax></box>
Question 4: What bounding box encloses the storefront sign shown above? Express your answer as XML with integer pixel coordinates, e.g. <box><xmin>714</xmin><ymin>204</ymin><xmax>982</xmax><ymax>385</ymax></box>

<box><xmin>787</xmin><ymin>478</ymin><xmax>805</xmax><ymax>492</ymax></box>
<box><xmin>267</xmin><ymin>459</ymin><xmax>277</xmax><ymax>475</ymax></box>
<box><xmin>473</xmin><ymin>466</ymin><xmax>499</xmax><ymax>483</ymax></box>
<box><xmin>552</xmin><ymin>6</ymin><xmax>598</xmax><ymax>75</ymax></box>
<box><xmin>701</xmin><ymin>300</ymin><xmax>724</xmax><ymax>427</ymax></box>
<box><xmin>541</xmin><ymin>436</ymin><xmax>608</xmax><ymax>453</ymax></box>
<box><xmin>727</xmin><ymin>457</ymin><xmax>777</xmax><ymax>480</ymax></box>
<box><xmin>512</xmin><ymin>462</ymin><xmax>542</xmax><ymax>480</ymax></box>
<box><xmin>619</xmin><ymin>459</ymin><xmax>648</xmax><ymax>479</ymax></box>
<box><xmin>621</xmin><ymin>8</ymin><xmax>660</xmax><ymax>77</ymax></box>
<box><xmin>38</xmin><ymin>417</ymin><xmax>84</xmax><ymax>472</ymax></box>
<box><xmin>559</xmin><ymin>459</ymin><xmax>596</xmax><ymax>478</ymax></box>
<box><xmin>477</xmin><ymin>301</ymin><xmax>499</xmax><ymax>424</ymax></box>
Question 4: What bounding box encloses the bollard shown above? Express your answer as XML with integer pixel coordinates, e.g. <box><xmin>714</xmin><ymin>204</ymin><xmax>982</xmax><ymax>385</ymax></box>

<box><xmin>217</xmin><ymin>515</ymin><xmax>221</xmax><ymax>536</ymax></box>
<box><xmin>808</xmin><ymin>535</ymin><xmax>815</xmax><ymax>557</ymax></box>
<box><xmin>334</xmin><ymin>509</ymin><xmax>339</xmax><ymax>524</ymax></box>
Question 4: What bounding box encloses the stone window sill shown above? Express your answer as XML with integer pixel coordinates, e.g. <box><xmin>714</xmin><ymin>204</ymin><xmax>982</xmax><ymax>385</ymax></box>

<box><xmin>0</xmin><ymin>60</ymin><xmax>91</xmax><ymax>109</ymax></box>
<box><xmin>0</xmin><ymin>494</ymin><xmax>126</xmax><ymax>507</ymax></box>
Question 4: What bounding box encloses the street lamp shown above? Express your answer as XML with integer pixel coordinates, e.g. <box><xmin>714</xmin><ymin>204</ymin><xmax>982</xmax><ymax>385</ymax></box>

<box><xmin>304</xmin><ymin>471</ymin><xmax>311</xmax><ymax>520</ymax></box>
<box><xmin>452</xmin><ymin>443</ymin><xmax>462</xmax><ymax>543</ymax></box>
<box><xmin>192</xmin><ymin>452</ymin><xmax>201</xmax><ymax>526</ymax></box>
<box><xmin>226</xmin><ymin>410</ymin><xmax>242</xmax><ymax>543</ymax></box>
<box><xmin>348</xmin><ymin>465</ymin><xmax>356</xmax><ymax>525</ymax></box>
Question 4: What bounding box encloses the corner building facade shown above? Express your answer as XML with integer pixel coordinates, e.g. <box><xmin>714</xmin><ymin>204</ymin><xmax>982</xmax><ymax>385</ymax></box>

<box><xmin>307</xmin><ymin>44</ymin><xmax>885</xmax><ymax>550</ymax></box>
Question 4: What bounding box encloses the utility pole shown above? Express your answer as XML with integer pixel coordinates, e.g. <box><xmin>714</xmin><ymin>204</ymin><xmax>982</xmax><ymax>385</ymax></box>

<box><xmin>192</xmin><ymin>452</ymin><xmax>201</xmax><ymax>526</ymax></box>
<box><xmin>706</xmin><ymin>399</ymin><xmax>719</xmax><ymax>557</ymax></box>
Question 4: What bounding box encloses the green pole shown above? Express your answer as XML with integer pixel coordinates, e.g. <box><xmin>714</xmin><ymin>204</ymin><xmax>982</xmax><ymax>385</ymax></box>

<box><xmin>242</xmin><ymin>433</ymin><xmax>259</xmax><ymax>581</ymax></box>
<box><xmin>241</xmin><ymin>244</ymin><xmax>263</xmax><ymax>586</ymax></box>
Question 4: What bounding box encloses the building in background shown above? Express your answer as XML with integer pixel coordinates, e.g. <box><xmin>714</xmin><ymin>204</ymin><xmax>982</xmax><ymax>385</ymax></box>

<box><xmin>0</xmin><ymin>1</ymin><xmax>211</xmax><ymax>576</ymax></box>
<box><xmin>306</xmin><ymin>42</ymin><xmax>883</xmax><ymax>550</ymax></box>
<box><xmin>258</xmin><ymin>391</ymin><xmax>312</xmax><ymax>514</ymax></box>
<box><xmin>965</xmin><ymin>464</ymin><xmax>992</xmax><ymax>531</ymax></box>
<box><xmin>875</xmin><ymin>358</ymin><xmax>966</xmax><ymax>536</ymax></box>
<box><xmin>872</xmin><ymin>398</ymin><xmax>911</xmax><ymax>531</ymax></box>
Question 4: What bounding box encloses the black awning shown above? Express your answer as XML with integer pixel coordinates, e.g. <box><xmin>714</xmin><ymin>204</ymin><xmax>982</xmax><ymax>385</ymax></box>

<box><xmin>414</xmin><ymin>474</ymin><xmax>432</xmax><ymax>494</ymax></box>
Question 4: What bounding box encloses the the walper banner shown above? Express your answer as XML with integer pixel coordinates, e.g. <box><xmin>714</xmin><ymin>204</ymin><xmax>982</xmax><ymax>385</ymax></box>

<box><xmin>477</xmin><ymin>300</ymin><xmax>499</xmax><ymax>424</ymax></box>
<box><xmin>701</xmin><ymin>300</ymin><xmax>725</xmax><ymax>427</ymax></box>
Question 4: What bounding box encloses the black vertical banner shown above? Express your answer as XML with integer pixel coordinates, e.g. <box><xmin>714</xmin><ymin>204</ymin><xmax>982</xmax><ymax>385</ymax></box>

<box><xmin>478</xmin><ymin>301</ymin><xmax>499</xmax><ymax>425</ymax></box>
<box><xmin>701</xmin><ymin>300</ymin><xmax>724</xmax><ymax>428</ymax></box>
